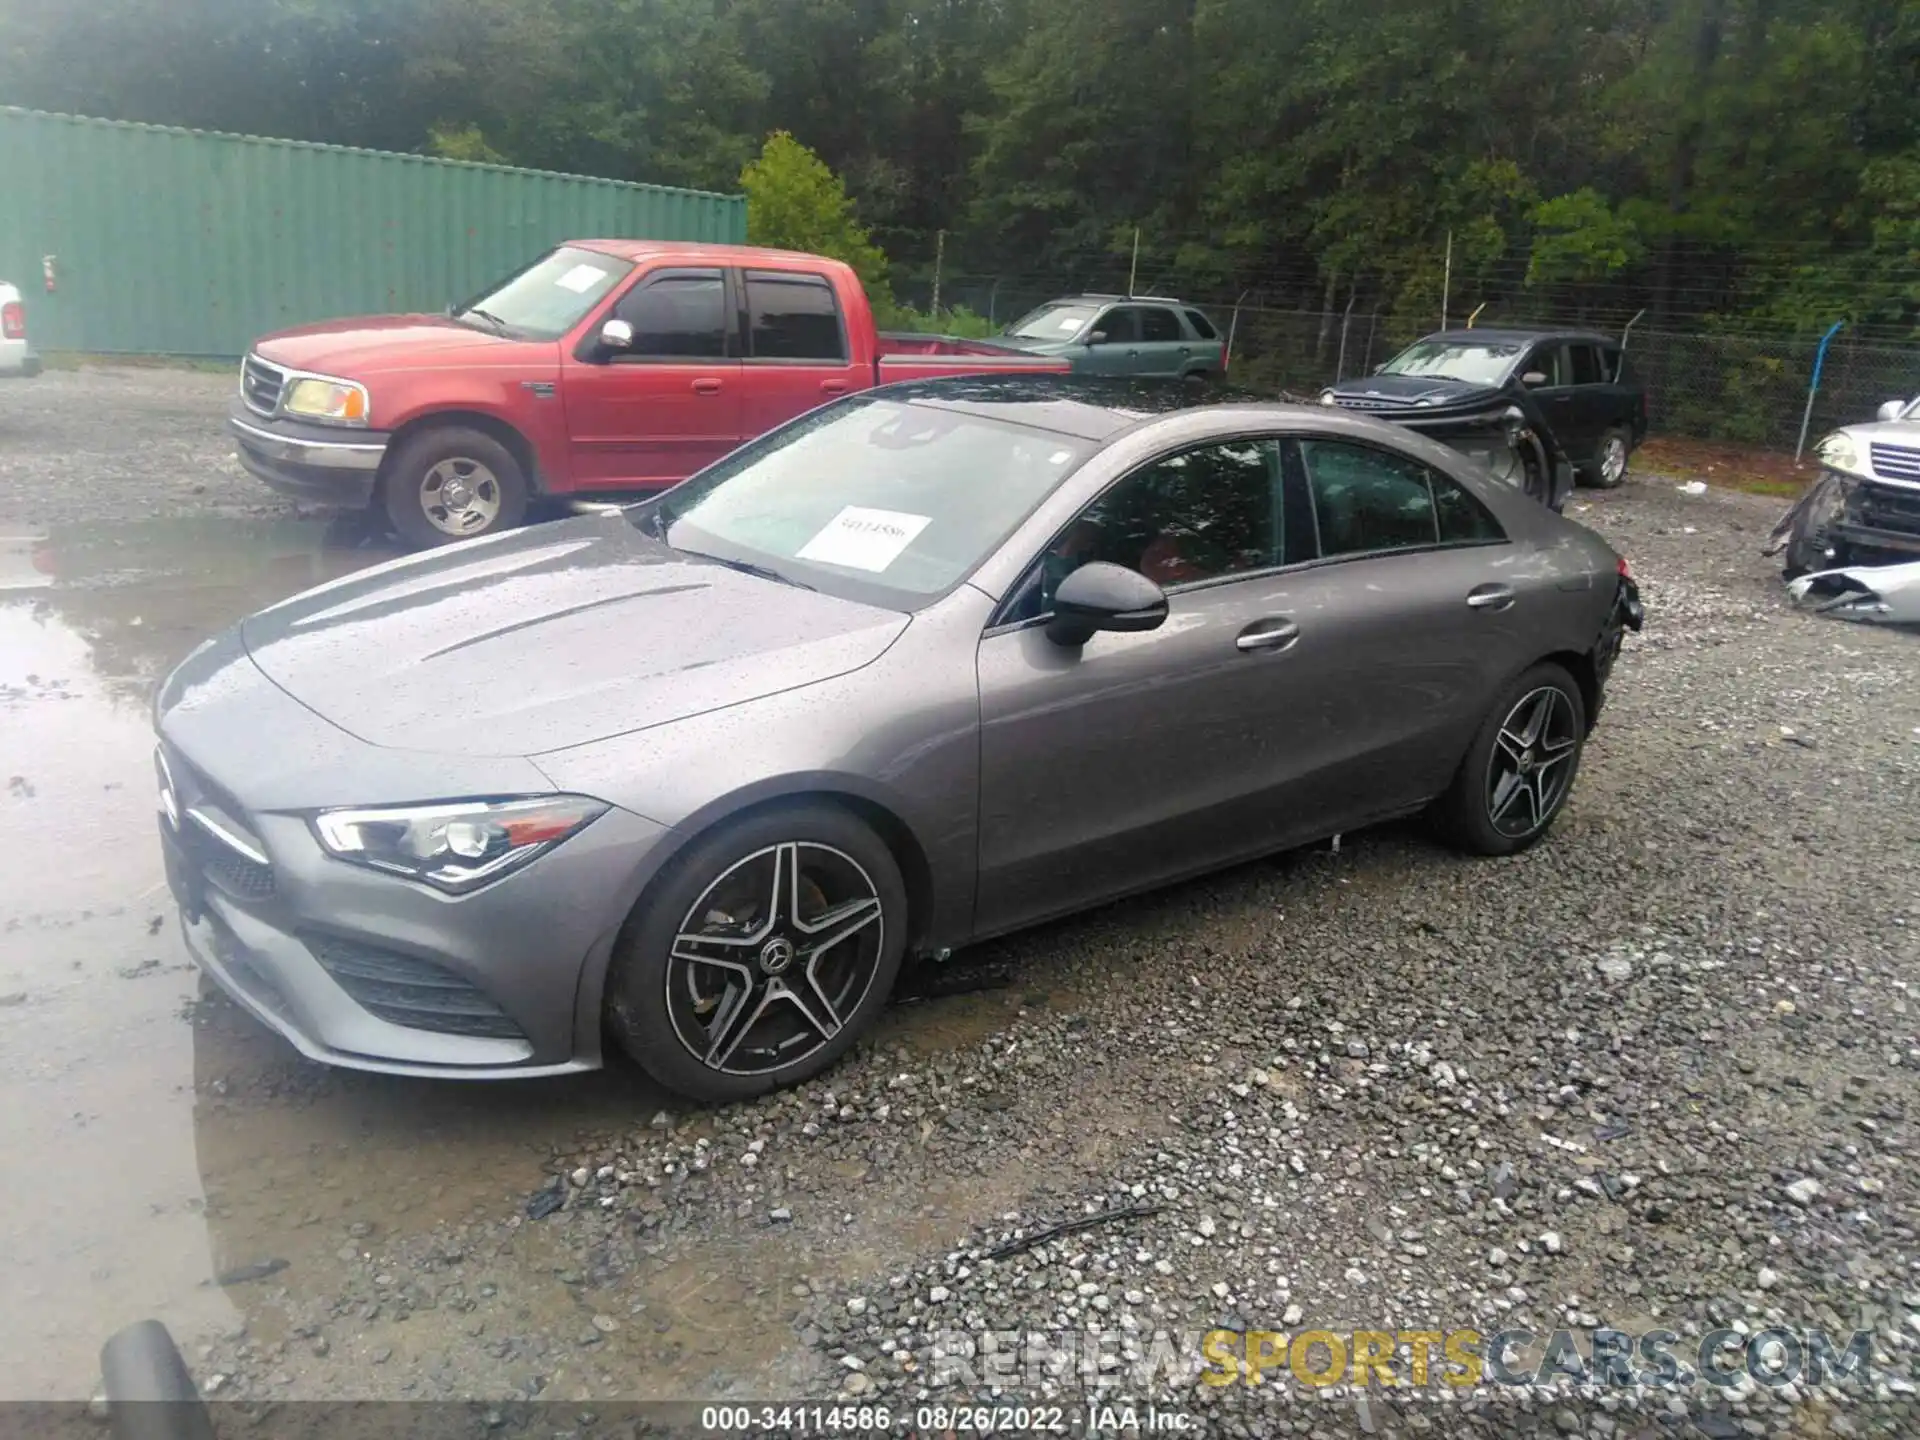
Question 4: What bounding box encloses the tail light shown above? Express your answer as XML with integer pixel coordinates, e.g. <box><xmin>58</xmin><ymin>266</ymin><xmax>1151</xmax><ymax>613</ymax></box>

<box><xmin>1616</xmin><ymin>555</ymin><xmax>1633</xmax><ymax>580</ymax></box>
<box><xmin>1</xmin><ymin>301</ymin><xmax>23</xmax><ymax>341</ymax></box>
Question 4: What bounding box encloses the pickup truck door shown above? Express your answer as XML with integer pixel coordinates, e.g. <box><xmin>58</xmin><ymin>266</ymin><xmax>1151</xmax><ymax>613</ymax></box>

<box><xmin>561</xmin><ymin>267</ymin><xmax>743</xmax><ymax>490</ymax></box>
<box><xmin>733</xmin><ymin>269</ymin><xmax>867</xmax><ymax>436</ymax></box>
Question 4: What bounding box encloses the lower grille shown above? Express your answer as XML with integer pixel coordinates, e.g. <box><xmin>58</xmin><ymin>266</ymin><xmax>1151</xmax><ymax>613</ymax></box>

<box><xmin>241</xmin><ymin>354</ymin><xmax>285</xmax><ymax>415</ymax></box>
<box><xmin>1869</xmin><ymin>443</ymin><xmax>1920</xmax><ymax>485</ymax></box>
<box><xmin>1853</xmin><ymin>481</ymin><xmax>1920</xmax><ymax>533</ymax></box>
<box><xmin>304</xmin><ymin>933</ymin><xmax>524</xmax><ymax>1039</ymax></box>
<box><xmin>196</xmin><ymin>840</ymin><xmax>275</xmax><ymax>900</ymax></box>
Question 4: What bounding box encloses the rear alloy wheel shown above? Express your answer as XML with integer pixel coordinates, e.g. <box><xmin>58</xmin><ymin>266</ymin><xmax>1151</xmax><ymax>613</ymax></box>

<box><xmin>606</xmin><ymin>804</ymin><xmax>907</xmax><ymax>1102</ymax></box>
<box><xmin>1589</xmin><ymin>427</ymin><xmax>1631</xmax><ymax>489</ymax></box>
<box><xmin>382</xmin><ymin>425</ymin><xmax>529</xmax><ymax>547</ymax></box>
<box><xmin>1429</xmin><ymin>663</ymin><xmax>1587</xmax><ymax>856</ymax></box>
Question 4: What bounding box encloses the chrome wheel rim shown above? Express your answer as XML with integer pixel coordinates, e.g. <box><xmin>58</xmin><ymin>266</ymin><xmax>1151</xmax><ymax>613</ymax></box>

<box><xmin>1600</xmin><ymin>436</ymin><xmax>1627</xmax><ymax>485</ymax></box>
<box><xmin>1487</xmin><ymin>686</ymin><xmax>1579</xmax><ymax>839</ymax></box>
<box><xmin>665</xmin><ymin>842</ymin><xmax>885</xmax><ymax>1077</ymax></box>
<box><xmin>419</xmin><ymin>457</ymin><xmax>502</xmax><ymax>536</ymax></box>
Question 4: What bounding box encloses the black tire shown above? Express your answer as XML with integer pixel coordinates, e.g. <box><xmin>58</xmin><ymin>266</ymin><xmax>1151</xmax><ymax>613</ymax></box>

<box><xmin>381</xmin><ymin>425</ymin><xmax>529</xmax><ymax>548</ymax></box>
<box><xmin>1428</xmin><ymin>662</ymin><xmax>1588</xmax><ymax>857</ymax></box>
<box><xmin>606</xmin><ymin>802</ymin><xmax>909</xmax><ymax>1103</ymax></box>
<box><xmin>1585</xmin><ymin>425</ymin><xmax>1632</xmax><ymax>489</ymax></box>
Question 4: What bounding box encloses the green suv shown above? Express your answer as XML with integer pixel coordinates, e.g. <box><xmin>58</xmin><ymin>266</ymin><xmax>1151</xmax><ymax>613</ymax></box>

<box><xmin>997</xmin><ymin>295</ymin><xmax>1227</xmax><ymax>380</ymax></box>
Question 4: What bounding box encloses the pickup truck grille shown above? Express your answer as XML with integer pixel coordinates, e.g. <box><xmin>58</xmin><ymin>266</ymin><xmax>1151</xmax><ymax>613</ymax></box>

<box><xmin>241</xmin><ymin>354</ymin><xmax>286</xmax><ymax>416</ymax></box>
<box><xmin>1869</xmin><ymin>443</ymin><xmax>1920</xmax><ymax>486</ymax></box>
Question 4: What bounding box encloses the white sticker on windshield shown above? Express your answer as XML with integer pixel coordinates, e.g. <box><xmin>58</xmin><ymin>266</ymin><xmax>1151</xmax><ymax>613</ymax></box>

<box><xmin>1058</xmin><ymin>315</ymin><xmax>1084</xmax><ymax>331</ymax></box>
<box><xmin>1048</xmin><ymin>449</ymin><xmax>1074</xmax><ymax>465</ymax></box>
<box><xmin>796</xmin><ymin>506</ymin><xmax>932</xmax><ymax>573</ymax></box>
<box><xmin>555</xmin><ymin>263</ymin><xmax>607</xmax><ymax>294</ymax></box>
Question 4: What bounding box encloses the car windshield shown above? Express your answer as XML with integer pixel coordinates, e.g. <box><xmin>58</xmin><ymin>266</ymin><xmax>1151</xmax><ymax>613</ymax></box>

<box><xmin>1380</xmin><ymin>339</ymin><xmax>1525</xmax><ymax>386</ymax></box>
<box><xmin>1005</xmin><ymin>303</ymin><xmax>1101</xmax><ymax>340</ymax></box>
<box><xmin>452</xmin><ymin>246</ymin><xmax>634</xmax><ymax>340</ymax></box>
<box><xmin>634</xmin><ymin>396</ymin><xmax>1094</xmax><ymax>608</ymax></box>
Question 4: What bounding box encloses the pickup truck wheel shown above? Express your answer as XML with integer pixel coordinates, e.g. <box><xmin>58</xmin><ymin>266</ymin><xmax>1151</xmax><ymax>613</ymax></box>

<box><xmin>382</xmin><ymin>427</ymin><xmax>528</xmax><ymax>547</ymax></box>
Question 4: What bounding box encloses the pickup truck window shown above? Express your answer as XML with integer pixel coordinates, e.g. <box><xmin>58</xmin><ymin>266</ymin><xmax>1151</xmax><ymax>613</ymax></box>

<box><xmin>455</xmin><ymin>246</ymin><xmax>633</xmax><ymax>341</ymax></box>
<box><xmin>745</xmin><ymin>272</ymin><xmax>846</xmax><ymax>362</ymax></box>
<box><xmin>611</xmin><ymin>270</ymin><xmax>727</xmax><ymax>359</ymax></box>
<box><xmin>646</xmin><ymin>396</ymin><xmax>1094</xmax><ymax>607</ymax></box>
<box><xmin>1569</xmin><ymin>343</ymin><xmax>1605</xmax><ymax>385</ymax></box>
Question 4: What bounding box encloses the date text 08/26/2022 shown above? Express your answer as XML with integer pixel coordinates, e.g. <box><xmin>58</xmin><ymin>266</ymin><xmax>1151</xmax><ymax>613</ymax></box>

<box><xmin>696</xmin><ymin>1403</ymin><xmax>1195</xmax><ymax>1434</ymax></box>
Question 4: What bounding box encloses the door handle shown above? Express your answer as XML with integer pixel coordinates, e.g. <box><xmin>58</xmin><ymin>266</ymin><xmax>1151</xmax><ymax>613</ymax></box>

<box><xmin>691</xmin><ymin>378</ymin><xmax>723</xmax><ymax>395</ymax></box>
<box><xmin>820</xmin><ymin>379</ymin><xmax>849</xmax><ymax>395</ymax></box>
<box><xmin>1236</xmin><ymin>618</ymin><xmax>1300</xmax><ymax>653</ymax></box>
<box><xmin>1179</xmin><ymin>346</ymin><xmax>1191</xmax><ymax>354</ymax></box>
<box><xmin>1126</xmin><ymin>349</ymin><xmax>1140</xmax><ymax>358</ymax></box>
<box><xmin>1550</xmin><ymin>394</ymin><xmax>1573</xmax><ymax>403</ymax></box>
<box><xmin>1467</xmin><ymin>584</ymin><xmax>1516</xmax><ymax>611</ymax></box>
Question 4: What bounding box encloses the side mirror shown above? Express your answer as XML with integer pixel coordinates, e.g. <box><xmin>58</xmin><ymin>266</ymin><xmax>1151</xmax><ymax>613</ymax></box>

<box><xmin>1087</xmin><ymin>330</ymin><xmax>1109</xmax><ymax>346</ymax></box>
<box><xmin>1521</xmin><ymin>371</ymin><xmax>1549</xmax><ymax>387</ymax></box>
<box><xmin>1045</xmin><ymin>562</ymin><xmax>1169</xmax><ymax>648</ymax></box>
<box><xmin>599</xmin><ymin>318</ymin><xmax>635</xmax><ymax>353</ymax></box>
<box><xmin>1878</xmin><ymin>399</ymin><xmax>1907</xmax><ymax>424</ymax></box>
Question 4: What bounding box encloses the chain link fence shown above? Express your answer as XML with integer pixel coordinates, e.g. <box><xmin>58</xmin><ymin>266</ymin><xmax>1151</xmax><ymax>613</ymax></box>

<box><xmin>895</xmin><ymin>273</ymin><xmax>1920</xmax><ymax>452</ymax></box>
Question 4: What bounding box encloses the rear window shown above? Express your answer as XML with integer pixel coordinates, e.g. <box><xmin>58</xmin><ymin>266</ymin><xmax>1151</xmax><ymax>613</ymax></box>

<box><xmin>746</xmin><ymin>272</ymin><xmax>846</xmax><ymax>361</ymax></box>
<box><xmin>1184</xmin><ymin>309</ymin><xmax>1218</xmax><ymax>340</ymax></box>
<box><xmin>1141</xmin><ymin>308</ymin><xmax>1182</xmax><ymax>342</ymax></box>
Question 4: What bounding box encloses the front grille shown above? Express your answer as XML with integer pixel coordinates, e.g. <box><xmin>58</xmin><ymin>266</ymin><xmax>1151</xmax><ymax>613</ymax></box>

<box><xmin>303</xmin><ymin>933</ymin><xmax>525</xmax><ymax>1040</ymax></box>
<box><xmin>159</xmin><ymin>742</ymin><xmax>275</xmax><ymax>903</ymax></box>
<box><xmin>241</xmin><ymin>354</ymin><xmax>286</xmax><ymax>416</ymax></box>
<box><xmin>1869</xmin><ymin>443</ymin><xmax>1920</xmax><ymax>485</ymax></box>
<box><xmin>1331</xmin><ymin>394</ymin><xmax>1409</xmax><ymax>412</ymax></box>
<box><xmin>1853</xmin><ymin>480</ymin><xmax>1920</xmax><ymax>533</ymax></box>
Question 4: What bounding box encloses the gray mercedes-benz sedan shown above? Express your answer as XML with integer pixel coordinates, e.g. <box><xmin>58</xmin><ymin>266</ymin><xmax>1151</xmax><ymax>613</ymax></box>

<box><xmin>154</xmin><ymin>377</ymin><xmax>1642</xmax><ymax>1102</ymax></box>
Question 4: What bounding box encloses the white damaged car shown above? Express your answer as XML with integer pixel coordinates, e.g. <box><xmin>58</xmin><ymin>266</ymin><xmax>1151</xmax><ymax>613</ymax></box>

<box><xmin>1767</xmin><ymin>395</ymin><xmax>1920</xmax><ymax>623</ymax></box>
<box><xmin>0</xmin><ymin>281</ymin><xmax>41</xmax><ymax>380</ymax></box>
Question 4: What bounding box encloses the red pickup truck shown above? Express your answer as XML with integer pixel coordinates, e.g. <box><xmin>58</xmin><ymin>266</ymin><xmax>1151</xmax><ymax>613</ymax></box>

<box><xmin>229</xmin><ymin>242</ymin><xmax>1070</xmax><ymax>545</ymax></box>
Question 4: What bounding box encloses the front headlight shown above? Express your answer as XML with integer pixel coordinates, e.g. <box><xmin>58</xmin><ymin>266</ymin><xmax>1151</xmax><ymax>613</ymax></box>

<box><xmin>1815</xmin><ymin>430</ymin><xmax>1860</xmax><ymax>474</ymax></box>
<box><xmin>282</xmin><ymin>375</ymin><xmax>370</xmax><ymax>426</ymax></box>
<box><xmin>313</xmin><ymin>795</ymin><xmax>608</xmax><ymax>893</ymax></box>
<box><xmin>1319</xmin><ymin>390</ymin><xmax>1338</xmax><ymax>406</ymax></box>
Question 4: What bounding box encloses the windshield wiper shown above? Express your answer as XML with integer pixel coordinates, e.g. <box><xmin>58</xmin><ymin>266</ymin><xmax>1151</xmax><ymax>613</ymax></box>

<box><xmin>682</xmin><ymin>550</ymin><xmax>817</xmax><ymax>591</ymax></box>
<box><xmin>631</xmin><ymin>495</ymin><xmax>675</xmax><ymax>538</ymax></box>
<box><xmin>459</xmin><ymin>307</ymin><xmax>512</xmax><ymax>335</ymax></box>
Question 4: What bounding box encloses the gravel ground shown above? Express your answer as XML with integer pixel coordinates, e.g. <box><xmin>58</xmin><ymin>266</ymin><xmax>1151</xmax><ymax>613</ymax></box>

<box><xmin>4</xmin><ymin>367</ymin><xmax>1918</xmax><ymax>1436</ymax></box>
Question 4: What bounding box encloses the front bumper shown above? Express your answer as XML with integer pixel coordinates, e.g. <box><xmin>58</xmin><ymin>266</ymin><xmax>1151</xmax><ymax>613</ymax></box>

<box><xmin>229</xmin><ymin>399</ymin><xmax>389</xmax><ymax>506</ymax></box>
<box><xmin>153</xmin><ymin>637</ymin><xmax>675</xmax><ymax>1077</ymax></box>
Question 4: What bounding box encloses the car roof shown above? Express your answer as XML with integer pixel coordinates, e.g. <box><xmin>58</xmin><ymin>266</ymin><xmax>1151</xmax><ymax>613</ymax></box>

<box><xmin>863</xmin><ymin>375</ymin><xmax>1304</xmax><ymax>442</ymax></box>
<box><xmin>1063</xmin><ymin>294</ymin><xmax>1199</xmax><ymax>308</ymax></box>
<box><xmin>566</xmin><ymin>239</ymin><xmax>852</xmax><ymax>270</ymax></box>
<box><xmin>1422</xmin><ymin>326</ymin><xmax>1616</xmax><ymax>346</ymax></box>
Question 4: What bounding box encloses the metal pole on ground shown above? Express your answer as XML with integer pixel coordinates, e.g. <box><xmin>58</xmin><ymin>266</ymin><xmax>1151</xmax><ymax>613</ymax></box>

<box><xmin>1795</xmin><ymin>320</ymin><xmax>1846</xmax><ymax>463</ymax></box>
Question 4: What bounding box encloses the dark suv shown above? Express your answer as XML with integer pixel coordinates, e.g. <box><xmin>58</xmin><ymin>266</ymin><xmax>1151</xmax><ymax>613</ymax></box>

<box><xmin>1326</xmin><ymin>328</ymin><xmax>1648</xmax><ymax>491</ymax></box>
<box><xmin>997</xmin><ymin>295</ymin><xmax>1227</xmax><ymax>381</ymax></box>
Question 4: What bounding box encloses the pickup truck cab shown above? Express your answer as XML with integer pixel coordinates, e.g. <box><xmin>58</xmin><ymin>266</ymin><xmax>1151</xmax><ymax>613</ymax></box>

<box><xmin>230</xmin><ymin>242</ymin><xmax>1069</xmax><ymax>545</ymax></box>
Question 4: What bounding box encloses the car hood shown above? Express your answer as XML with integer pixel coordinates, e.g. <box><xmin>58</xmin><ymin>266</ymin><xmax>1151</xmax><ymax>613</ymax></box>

<box><xmin>239</xmin><ymin>516</ymin><xmax>909</xmax><ymax>756</ymax></box>
<box><xmin>1327</xmin><ymin>373</ymin><xmax>1507</xmax><ymax>407</ymax></box>
<box><xmin>254</xmin><ymin>314</ymin><xmax>542</xmax><ymax>375</ymax></box>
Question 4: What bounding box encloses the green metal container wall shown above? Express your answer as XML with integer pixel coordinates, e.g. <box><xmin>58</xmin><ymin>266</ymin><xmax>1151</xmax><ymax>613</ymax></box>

<box><xmin>0</xmin><ymin>107</ymin><xmax>748</xmax><ymax>357</ymax></box>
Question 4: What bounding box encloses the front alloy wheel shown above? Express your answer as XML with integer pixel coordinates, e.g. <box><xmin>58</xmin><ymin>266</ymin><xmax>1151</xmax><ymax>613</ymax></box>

<box><xmin>606</xmin><ymin>803</ymin><xmax>908</xmax><ymax>1102</ymax></box>
<box><xmin>1486</xmin><ymin>686</ymin><xmax>1580</xmax><ymax>839</ymax></box>
<box><xmin>666</xmin><ymin>841</ymin><xmax>885</xmax><ymax>1076</ymax></box>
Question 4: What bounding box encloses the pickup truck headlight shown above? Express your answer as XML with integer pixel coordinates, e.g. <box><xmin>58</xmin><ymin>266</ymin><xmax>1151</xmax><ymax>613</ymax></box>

<box><xmin>1814</xmin><ymin>431</ymin><xmax>1860</xmax><ymax>475</ymax></box>
<box><xmin>282</xmin><ymin>375</ymin><xmax>370</xmax><ymax>426</ymax></box>
<box><xmin>313</xmin><ymin>795</ymin><xmax>607</xmax><ymax>893</ymax></box>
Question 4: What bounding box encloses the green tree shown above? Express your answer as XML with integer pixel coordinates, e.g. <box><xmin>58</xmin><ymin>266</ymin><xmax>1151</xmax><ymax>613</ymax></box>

<box><xmin>741</xmin><ymin>132</ymin><xmax>890</xmax><ymax>293</ymax></box>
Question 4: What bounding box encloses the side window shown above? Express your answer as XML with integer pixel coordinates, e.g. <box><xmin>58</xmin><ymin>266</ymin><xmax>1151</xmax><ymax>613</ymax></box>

<box><xmin>1432</xmin><ymin>474</ymin><xmax>1506</xmax><ymax>544</ymax></box>
<box><xmin>1299</xmin><ymin>440</ymin><xmax>1439</xmax><ymax>557</ymax></box>
<box><xmin>1141</xmin><ymin>307</ymin><xmax>1182</xmax><ymax>342</ymax></box>
<box><xmin>1183</xmin><ymin>309</ymin><xmax>1219</xmax><ymax>340</ymax></box>
<box><xmin>1009</xmin><ymin>440</ymin><xmax>1282</xmax><ymax>623</ymax></box>
<box><xmin>1526</xmin><ymin>345</ymin><xmax>1566</xmax><ymax>386</ymax></box>
<box><xmin>1095</xmin><ymin>308</ymin><xmax>1139</xmax><ymax>344</ymax></box>
<box><xmin>745</xmin><ymin>272</ymin><xmax>846</xmax><ymax>361</ymax></box>
<box><xmin>612</xmin><ymin>270</ymin><xmax>726</xmax><ymax>358</ymax></box>
<box><xmin>1569</xmin><ymin>343</ymin><xmax>1605</xmax><ymax>385</ymax></box>
<box><xmin>1602</xmin><ymin>344</ymin><xmax>1625</xmax><ymax>383</ymax></box>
